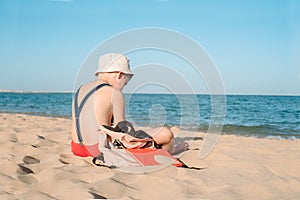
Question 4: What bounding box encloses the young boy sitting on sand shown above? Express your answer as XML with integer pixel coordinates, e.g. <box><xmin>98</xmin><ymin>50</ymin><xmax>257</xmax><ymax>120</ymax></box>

<box><xmin>71</xmin><ymin>53</ymin><xmax>188</xmax><ymax>158</ymax></box>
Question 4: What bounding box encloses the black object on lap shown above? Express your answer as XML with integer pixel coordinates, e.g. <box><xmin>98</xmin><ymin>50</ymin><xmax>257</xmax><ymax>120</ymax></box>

<box><xmin>103</xmin><ymin>121</ymin><xmax>152</xmax><ymax>139</ymax></box>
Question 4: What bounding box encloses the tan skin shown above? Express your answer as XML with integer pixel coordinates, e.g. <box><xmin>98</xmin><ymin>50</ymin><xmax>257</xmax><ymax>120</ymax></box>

<box><xmin>71</xmin><ymin>71</ymin><xmax>175</xmax><ymax>154</ymax></box>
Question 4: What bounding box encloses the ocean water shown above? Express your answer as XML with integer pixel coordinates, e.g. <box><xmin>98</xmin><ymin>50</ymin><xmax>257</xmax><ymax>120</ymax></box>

<box><xmin>0</xmin><ymin>92</ymin><xmax>299</xmax><ymax>139</ymax></box>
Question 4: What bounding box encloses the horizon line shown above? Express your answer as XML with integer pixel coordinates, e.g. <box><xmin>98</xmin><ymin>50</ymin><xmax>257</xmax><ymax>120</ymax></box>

<box><xmin>0</xmin><ymin>89</ymin><xmax>299</xmax><ymax>96</ymax></box>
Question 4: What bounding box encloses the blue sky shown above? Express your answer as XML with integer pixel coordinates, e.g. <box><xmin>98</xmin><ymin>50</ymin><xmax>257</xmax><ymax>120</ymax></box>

<box><xmin>0</xmin><ymin>0</ymin><xmax>299</xmax><ymax>95</ymax></box>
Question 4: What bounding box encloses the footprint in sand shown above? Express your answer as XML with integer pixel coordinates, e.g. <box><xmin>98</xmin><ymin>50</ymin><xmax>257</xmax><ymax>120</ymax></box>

<box><xmin>89</xmin><ymin>191</ymin><xmax>107</xmax><ymax>199</ymax></box>
<box><xmin>13</xmin><ymin>128</ymin><xmax>22</xmax><ymax>133</ymax></box>
<box><xmin>1</xmin><ymin>117</ymin><xmax>7</xmax><ymax>120</ymax></box>
<box><xmin>58</xmin><ymin>153</ymin><xmax>93</xmax><ymax>166</ymax></box>
<box><xmin>16</xmin><ymin>115</ymin><xmax>26</xmax><ymax>121</ymax></box>
<box><xmin>17</xmin><ymin>164</ymin><xmax>34</xmax><ymax>175</ymax></box>
<box><xmin>31</xmin><ymin>140</ymin><xmax>56</xmax><ymax>148</ymax></box>
<box><xmin>8</xmin><ymin>133</ymin><xmax>18</xmax><ymax>143</ymax></box>
<box><xmin>37</xmin><ymin>135</ymin><xmax>45</xmax><ymax>140</ymax></box>
<box><xmin>23</xmin><ymin>156</ymin><xmax>40</xmax><ymax>164</ymax></box>
<box><xmin>17</xmin><ymin>155</ymin><xmax>40</xmax><ymax>175</ymax></box>
<box><xmin>18</xmin><ymin>174</ymin><xmax>38</xmax><ymax>184</ymax></box>
<box><xmin>16</xmin><ymin>156</ymin><xmax>41</xmax><ymax>185</ymax></box>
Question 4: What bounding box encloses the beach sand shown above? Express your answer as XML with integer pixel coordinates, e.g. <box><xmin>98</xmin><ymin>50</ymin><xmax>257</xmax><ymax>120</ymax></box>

<box><xmin>0</xmin><ymin>113</ymin><xmax>299</xmax><ymax>200</ymax></box>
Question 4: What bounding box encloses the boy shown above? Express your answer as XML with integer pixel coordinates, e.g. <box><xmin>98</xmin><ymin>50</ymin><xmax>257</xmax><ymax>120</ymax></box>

<box><xmin>71</xmin><ymin>53</ymin><xmax>183</xmax><ymax>157</ymax></box>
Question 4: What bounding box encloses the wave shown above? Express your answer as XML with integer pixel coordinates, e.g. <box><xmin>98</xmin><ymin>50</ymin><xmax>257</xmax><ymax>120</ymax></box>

<box><xmin>134</xmin><ymin>122</ymin><xmax>300</xmax><ymax>140</ymax></box>
<box><xmin>194</xmin><ymin>124</ymin><xmax>300</xmax><ymax>139</ymax></box>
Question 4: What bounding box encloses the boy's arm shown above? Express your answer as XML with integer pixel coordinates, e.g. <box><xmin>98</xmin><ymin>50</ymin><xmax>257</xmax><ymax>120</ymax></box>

<box><xmin>111</xmin><ymin>89</ymin><xmax>126</xmax><ymax>125</ymax></box>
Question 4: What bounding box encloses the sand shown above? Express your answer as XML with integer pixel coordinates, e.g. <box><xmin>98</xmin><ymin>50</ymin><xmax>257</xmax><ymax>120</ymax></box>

<box><xmin>0</xmin><ymin>113</ymin><xmax>299</xmax><ymax>200</ymax></box>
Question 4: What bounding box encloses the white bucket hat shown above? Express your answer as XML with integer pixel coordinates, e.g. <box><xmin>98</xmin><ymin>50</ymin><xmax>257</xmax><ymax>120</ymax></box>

<box><xmin>95</xmin><ymin>53</ymin><xmax>134</xmax><ymax>76</ymax></box>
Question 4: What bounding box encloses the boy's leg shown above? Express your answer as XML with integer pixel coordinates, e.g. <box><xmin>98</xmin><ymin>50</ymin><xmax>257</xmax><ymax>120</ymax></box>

<box><xmin>145</xmin><ymin>127</ymin><xmax>189</xmax><ymax>155</ymax></box>
<box><xmin>145</xmin><ymin>127</ymin><xmax>175</xmax><ymax>154</ymax></box>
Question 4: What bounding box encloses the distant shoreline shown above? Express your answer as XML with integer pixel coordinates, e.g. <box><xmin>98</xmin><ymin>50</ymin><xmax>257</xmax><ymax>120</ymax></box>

<box><xmin>0</xmin><ymin>90</ymin><xmax>73</xmax><ymax>94</ymax></box>
<box><xmin>0</xmin><ymin>90</ymin><xmax>299</xmax><ymax>96</ymax></box>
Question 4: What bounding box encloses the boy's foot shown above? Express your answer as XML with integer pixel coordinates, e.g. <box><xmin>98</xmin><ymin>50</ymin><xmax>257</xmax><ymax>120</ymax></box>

<box><xmin>172</xmin><ymin>142</ymin><xmax>189</xmax><ymax>155</ymax></box>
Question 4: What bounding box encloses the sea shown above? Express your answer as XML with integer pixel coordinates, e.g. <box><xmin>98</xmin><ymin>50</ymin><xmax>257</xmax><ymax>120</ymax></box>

<box><xmin>0</xmin><ymin>92</ymin><xmax>299</xmax><ymax>139</ymax></box>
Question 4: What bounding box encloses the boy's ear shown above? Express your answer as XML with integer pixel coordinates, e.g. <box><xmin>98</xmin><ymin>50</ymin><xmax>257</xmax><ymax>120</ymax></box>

<box><xmin>117</xmin><ymin>72</ymin><xmax>124</xmax><ymax>79</ymax></box>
